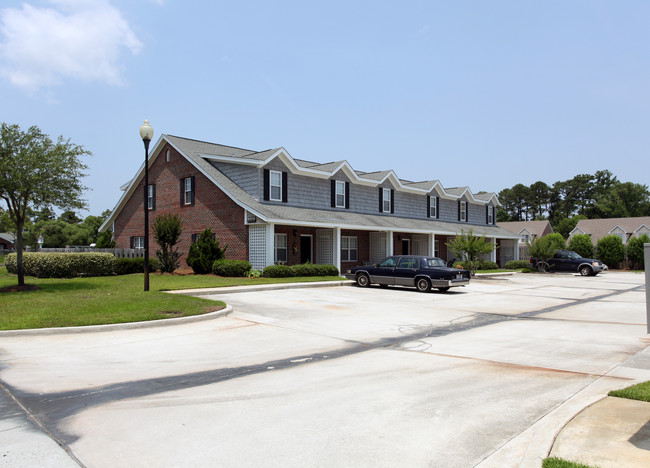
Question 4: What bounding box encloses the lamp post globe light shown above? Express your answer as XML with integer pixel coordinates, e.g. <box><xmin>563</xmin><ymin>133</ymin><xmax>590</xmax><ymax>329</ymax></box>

<box><xmin>140</xmin><ymin>119</ymin><xmax>154</xmax><ymax>291</ymax></box>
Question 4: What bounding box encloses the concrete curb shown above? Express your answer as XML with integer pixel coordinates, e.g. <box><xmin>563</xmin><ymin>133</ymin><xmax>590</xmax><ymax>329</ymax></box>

<box><xmin>166</xmin><ymin>280</ymin><xmax>355</xmax><ymax>296</ymax></box>
<box><xmin>0</xmin><ymin>306</ymin><xmax>232</xmax><ymax>337</ymax></box>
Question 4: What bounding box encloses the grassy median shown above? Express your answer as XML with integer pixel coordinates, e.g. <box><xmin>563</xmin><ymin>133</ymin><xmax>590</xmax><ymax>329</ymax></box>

<box><xmin>0</xmin><ymin>268</ymin><xmax>343</xmax><ymax>330</ymax></box>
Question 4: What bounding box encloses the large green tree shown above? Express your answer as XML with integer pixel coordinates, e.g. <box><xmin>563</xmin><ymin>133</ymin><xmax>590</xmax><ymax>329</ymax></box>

<box><xmin>0</xmin><ymin>123</ymin><xmax>90</xmax><ymax>287</ymax></box>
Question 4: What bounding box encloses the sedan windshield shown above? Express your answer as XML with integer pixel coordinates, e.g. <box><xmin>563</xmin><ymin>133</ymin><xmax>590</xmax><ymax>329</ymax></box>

<box><xmin>425</xmin><ymin>258</ymin><xmax>446</xmax><ymax>267</ymax></box>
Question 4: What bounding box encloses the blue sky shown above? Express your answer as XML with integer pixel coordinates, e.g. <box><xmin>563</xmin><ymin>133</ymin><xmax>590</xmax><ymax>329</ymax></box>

<box><xmin>1</xmin><ymin>0</ymin><xmax>649</xmax><ymax>217</ymax></box>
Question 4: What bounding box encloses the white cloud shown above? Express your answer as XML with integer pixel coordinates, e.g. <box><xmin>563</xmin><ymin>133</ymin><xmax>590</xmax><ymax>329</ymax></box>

<box><xmin>0</xmin><ymin>0</ymin><xmax>142</xmax><ymax>91</ymax></box>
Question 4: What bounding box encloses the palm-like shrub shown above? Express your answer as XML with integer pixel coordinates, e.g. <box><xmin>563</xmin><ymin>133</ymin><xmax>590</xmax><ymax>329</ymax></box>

<box><xmin>153</xmin><ymin>213</ymin><xmax>183</xmax><ymax>274</ymax></box>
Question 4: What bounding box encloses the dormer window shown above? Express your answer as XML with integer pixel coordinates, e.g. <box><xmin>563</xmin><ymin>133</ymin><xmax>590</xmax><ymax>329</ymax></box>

<box><xmin>459</xmin><ymin>201</ymin><xmax>467</xmax><ymax>222</ymax></box>
<box><xmin>270</xmin><ymin>170</ymin><xmax>282</xmax><ymax>201</ymax></box>
<box><xmin>486</xmin><ymin>205</ymin><xmax>494</xmax><ymax>224</ymax></box>
<box><xmin>263</xmin><ymin>169</ymin><xmax>288</xmax><ymax>203</ymax></box>
<box><xmin>379</xmin><ymin>188</ymin><xmax>394</xmax><ymax>213</ymax></box>
<box><xmin>428</xmin><ymin>196</ymin><xmax>438</xmax><ymax>218</ymax></box>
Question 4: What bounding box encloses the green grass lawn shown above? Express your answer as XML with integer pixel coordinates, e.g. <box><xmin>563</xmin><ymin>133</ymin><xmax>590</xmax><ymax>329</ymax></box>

<box><xmin>542</xmin><ymin>457</ymin><xmax>596</xmax><ymax>468</ymax></box>
<box><xmin>609</xmin><ymin>381</ymin><xmax>650</xmax><ymax>402</ymax></box>
<box><xmin>0</xmin><ymin>267</ymin><xmax>343</xmax><ymax>330</ymax></box>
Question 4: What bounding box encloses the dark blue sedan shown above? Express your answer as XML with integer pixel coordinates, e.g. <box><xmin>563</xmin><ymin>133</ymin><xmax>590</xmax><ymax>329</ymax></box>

<box><xmin>345</xmin><ymin>255</ymin><xmax>471</xmax><ymax>292</ymax></box>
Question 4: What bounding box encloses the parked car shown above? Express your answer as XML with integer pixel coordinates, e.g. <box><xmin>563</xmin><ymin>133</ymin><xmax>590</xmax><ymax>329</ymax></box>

<box><xmin>529</xmin><ymin>250</ymin><xmax>605</xmax><ymax>276</ymax></box>
<box><xmin>344</xmin><ymin>255</ymin><xmax>471</xmax><ymax>292</ymax></box>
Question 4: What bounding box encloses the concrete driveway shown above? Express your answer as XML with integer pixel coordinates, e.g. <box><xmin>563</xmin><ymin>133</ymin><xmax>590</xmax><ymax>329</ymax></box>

<box><xmin>1</xmin><ymin>272</ymin><xmax>648</xmax><ymax>467</ymax></box>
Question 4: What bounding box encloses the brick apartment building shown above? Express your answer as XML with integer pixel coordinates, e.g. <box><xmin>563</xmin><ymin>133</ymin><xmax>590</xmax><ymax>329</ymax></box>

<box><xmin>99</xmin><ymin>135</ymin><xmax>520</xmax><ymax>271</ymax></box>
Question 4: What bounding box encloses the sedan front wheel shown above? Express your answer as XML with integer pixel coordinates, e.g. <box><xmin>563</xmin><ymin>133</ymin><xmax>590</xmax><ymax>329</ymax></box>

<box><xmin>416</xmin><ymin>277</ymin><xmax>431</xmax><ymax>292</ymax></box>
<box><xmin>356</xmin><ymin>273</ymin><xmax>370</xmax><ymax>287</ymax></box>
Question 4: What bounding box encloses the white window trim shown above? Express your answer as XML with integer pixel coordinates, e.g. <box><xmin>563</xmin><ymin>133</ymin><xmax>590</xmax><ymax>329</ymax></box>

<box><xmin>134</xmin><ymin>236</ymin><xmax>145</xmax><ymax>249</ymax></box>
<box><xmin>341</xmin><ymin>236</ymin><xmax>358</xmax><ymax>262</ymax></box>
<box><xmin>184</xmin><ymin>177</ymin><xmax>193</xmax><ymax>205</ymax></box>
<box><xmin>487</xmin><ymin>205</ymin><xmax>493</xmax><ymax>224</ymax></box>
<box><xmin>383</xmin><ymin>188</ymin><xmax>391</xmax><ymax>213</ymax></box>
<box><xmin>270</xmin><ymin>170</ymin><xmax>283</xmax><ymax>202</ymax></box>
<box><xmin>274</xmin><ymin>233</ymin><xmax>288</xmax><ymax>263</ymax></box>
<box><xmin>434</xmin><ymin>239</ymin><xmax>439</xmax><ymax>258</ymax></box>
<box><xmin>335</xmin><ymin>180</ymin><xmax>346</xmax><ymax>208</ymax></box>
<box><xmin>147</xmin><ymin>185</ymin><xmax>154</xmax><ymax>210</ymax></box>
<box><xmin>460</xmin><ymin>201</ymin><xmax>467</xmax><ymax>222</ymax></box>
<box><xmin>429</xmin><ymin>196</ymin><xmax>437</xmax><ymax>218</ymax></box>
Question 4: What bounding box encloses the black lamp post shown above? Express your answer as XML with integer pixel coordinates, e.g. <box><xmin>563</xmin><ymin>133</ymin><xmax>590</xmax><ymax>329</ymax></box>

<box><xmin>139</xmin><ymin>119</ymin><xmax>154</xmax><ymax>291</ymax></box>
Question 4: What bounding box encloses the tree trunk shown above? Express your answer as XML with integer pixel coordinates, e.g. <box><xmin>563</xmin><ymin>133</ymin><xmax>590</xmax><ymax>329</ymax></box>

<box><xmin>15</xmin><ymin>221</ymin><xmax>24</xmax><ymax>286</ymax></box>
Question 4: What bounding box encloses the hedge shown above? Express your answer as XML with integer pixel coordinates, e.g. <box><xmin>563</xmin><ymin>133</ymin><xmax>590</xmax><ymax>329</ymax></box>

<box><xmin>262</xmin><ymin>263</ymin><xmax>339</xmax><ymax>278</ymax></box>
<box><xmin>505</xmin><ymin>260</ymin><xmax>531</xmax><ymax>269</ymax></box>
<box><xmin>114</xmin><ymin>257</ymin><xmax>160</xmax><ymax>275</ymax></box>
<box><xmin>212</xmin><ymin>259</ymin><xmax>252</xmax><ymax>277</ymax></box>
<box><xmin>453</xmin><ymin>260</ymin><xmax>499</xmax><ymax>270</ymax></box>
<box><xmin>5</xmin><ymin>252</ymin><xmax>116</xmax><ymax>278</ymax></box>
<box><xmin>597</xmin><ymin>235</ymin><xmax>625</xmax><ymax>268</ymax></box>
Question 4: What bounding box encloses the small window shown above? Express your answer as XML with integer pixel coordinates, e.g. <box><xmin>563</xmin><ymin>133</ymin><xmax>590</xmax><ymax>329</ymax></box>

<box><xmin>460</xmin><ymin>201</ymin><xmax>467</xmax><ymax>222</ymax></box>
<box><xmin>336</xmin><ymin>181</ymin><xmax>346</xmax><ymax>208</ymax></box>
<box><xmin>166</xmin><ymin>149</ymin><xmax>171</xmax><ymax>163</ymax></box>
<box><xmin>341</xmin><ymin>236</ymin><xmax>358</xmax><ymax>262</ymax></box>
<box><xmin>434</xmin><ymin>239</ymin><xmax>439</xmax><ymax>257</ymax></box>
<box><xmin>487</xmin><ymin>205</ymin><xmax>493</xmax><ymax>224</ymax></box>
<box><xmin>132</xmin><ymin>236</ymin><xmax>145</xmax><ymax>249</ymax></box>
<box><xmin>181</xmin><ymin>177</ymin><xmax>195</xmax><ymax>206</ymax></box>
<box><xmin>521</xmin><ymin>234</ymin><xmax>529</xmax><ymax>243</ymax></box>
<box><xmin>270</xmin><ymin>170</ymin><xmax>282</xmax><ymax>202</ymax></box>
<box><xmin>275</xmin><ymin>233</ymin><xmax>288</xmax><ymax>263</ymax></box>
<box><xmin>429</xmin><ymin>196</ymin><xmax>437</xmax><ymax>218</ymax></box>
<box><xmin>383</xmin><ymin>188</ymin><xmax>391</xmax><ymax>213</ymax></box>
<box><xmin>147</xmin><ymin>184</ymin><xmax>155</xmax><ymax>210</ymax></box>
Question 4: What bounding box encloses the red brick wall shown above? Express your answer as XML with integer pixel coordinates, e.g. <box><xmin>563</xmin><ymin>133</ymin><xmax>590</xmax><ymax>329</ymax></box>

<box><xmin>113</xmin><ymin>143</ymin><xmax>248</xmax><ymax>265</ymax></box>
<box><xmin>341</xmin><ymin>229</ymin><xmax>370</xmax><ymax>267</ymax></box>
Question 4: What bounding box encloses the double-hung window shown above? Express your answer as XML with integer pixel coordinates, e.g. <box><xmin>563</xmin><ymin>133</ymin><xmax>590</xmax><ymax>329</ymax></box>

<box><xmin>429</xmin><ymin>196</ymin><xmax>437</xmax><ymax>218</ymax></box>
<box><xmin>181</xmin><ymin>176</ymin><xmax>195</xmax><ymax>206</ymax></box>
<box><xmin>341</xmin><ymin>236</ymin><xmax>358</xmax><ymax>262</ymax></box>
<box><xmin>383</xmin><ymin>188</ymin><xmax>391</xmax><ymax>213</ymax></box>
<box><xmin>274</xmin><ymin>233</ymin><xmax>288</xmax><ymax>263</ymax></box>
<box><xmin>335</xmin><ymin>181</ymin><xmax>346</xmax><ymax>208</ymax></box>
<box><xmin>147</xmin><ymin>184</ymin><xmax>155</xmax><ymax>210</ymax></box>
<box><xmin>132</xmin><ymin>236</ymin><xmax>145</xmax><ymax>249</ymax></box>
<box><xmin>270</xmin><ymin>171</ymin><xmax>282</xmax><ymax>201</ymax></box>
<box><xmin>459</xmin><ymin>201</ymin><xmax>467</xmax><ymax>222</ymax></box>
<box><xmin>487</xmin><ymin>205</ymin><xmax>494</xmax><ymax>224</ymax></box>
<box><xmin>434</xmin><ymin>239</ymin><xmax>440</xmax><ymax>258</ymax></box>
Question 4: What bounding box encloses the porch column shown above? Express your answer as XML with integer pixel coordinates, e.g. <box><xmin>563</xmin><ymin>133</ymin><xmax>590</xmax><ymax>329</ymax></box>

<box><xmin>490</xmin><ymin>238</ymin><xmax>497</xmax><ymax>262</ymax></box>
<box><xmin>386</xmin><ymin>230</ymin><xmax>394</xmax><ymax>256</ymax></box>
<box><xmin>265</xmin><ymin>223</ymin><xmax>275</xmax><ymax>267</ymax></box>
<box><xmin>333</xmin><ymin>227</ymin><xmax>341</xmax><ymax>273</ymax></box>
<box><xmin>429</xmin><ymin>233</ymin><xmax>436</xmax><ymax>257</ymax></box>
<box><xmin>514</xmin><ymin>239</ymin><xmax>520</xmax><ymax>261</ymax></box>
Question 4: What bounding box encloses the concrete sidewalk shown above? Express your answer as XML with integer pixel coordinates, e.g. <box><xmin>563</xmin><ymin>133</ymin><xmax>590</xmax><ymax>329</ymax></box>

<box><xmin>550</xmin><ymin>396</ymin><xmax>650</xmax><ymax>467</ymax></box>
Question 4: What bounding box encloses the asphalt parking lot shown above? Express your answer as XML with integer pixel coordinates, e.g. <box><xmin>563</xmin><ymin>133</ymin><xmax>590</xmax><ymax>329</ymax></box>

<box><xmin>1</xmin><ymin>272</ymin><xmax>648</xmax><ymax>467</ymax></box>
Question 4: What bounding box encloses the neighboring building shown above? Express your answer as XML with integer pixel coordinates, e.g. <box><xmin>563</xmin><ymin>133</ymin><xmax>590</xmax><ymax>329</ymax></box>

<box><xmin>99</xmin><ymin>135</ymin><xmax>520</xmax><ymax>271</ymax></box>
<box><xmin>498</xmin><ymin>220</ymin><xmax>554</xmax><ymax>245</ymax></box>
<box><xmin>568</xmin><ymin>217</ymin><xmax>650</xmax><ymax>245</ymax></box>
<box><xmin>498</xmin><ymin>220</ymin><xmax>554</xmax><ymax>262</ymax></box>
<box><xmin>0</xmin><ymin>233</ymin><xmax>15</xmax><ymax>251</ymax></box>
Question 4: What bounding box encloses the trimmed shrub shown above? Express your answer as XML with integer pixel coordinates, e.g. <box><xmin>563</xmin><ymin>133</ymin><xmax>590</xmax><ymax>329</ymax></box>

<box><xmin>544</xmin><ymin>233</ymin><xmax>567</xmax><ymax>251</ymax></box>
<box><xmin>627</xmin><ymin>234</ymin><xmax>650</xmax><ymax>269</ymax></box>
<box><xmin>5</xmin><ymin>252</ymin><xmax>116</xmax><ymax>278</ymax></box>
<box><xmin>263</xmin><ymin>263</ymin><xmax>339</xmax><ymax>277</ymax></box>
<box><xmin>212</xmin><ymin>259</ymin><xmax>252</xmax><ymax>277</ymax></box>
<box><xmin>115</xmin><ymin>257</ymin><xmax>160</xmax><ymax>275</ymax></box>
<box><xmin>478</xmin><ymin>260</ymin><xmax>499</xmax><ymax>270</ymax></box>
<box><xmin>262</xmin><ymin>264</ymin><xmax>293</xmax><ymax>278</ymax></box>
<box><xmin>186</xmin><ymin>229</ymin><xmax>226</xmax><ymax>274</ymax></box>
<box><xmin>153</xmin><ymin>213</ymin><xmax>183</xmax><ymax>274</ymax></box>
<box><xmin>505</xmin><ymin>260</ymin><xmax>531</xmax><ymax>269</ymax></box>
<box><xmin>597</xmin><ymin>235</ymin><xmax>625</xmax><ymax>269</ymax></box>
<box><xmin>454</xmin><ymin>260</ymin><xmax>498</xmax><ymax>271</ymax></box>
<box><xmin>568</xmin><ymin>233</ymin><xmax>594</xmax><ymax>259</ymax></box>
<box><xmin>291</xmin><ymin>263</ymin><xmax>339</xmax><ymax>277</ymax></box>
